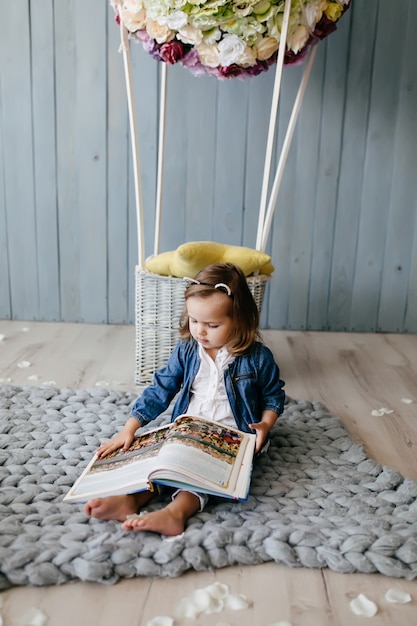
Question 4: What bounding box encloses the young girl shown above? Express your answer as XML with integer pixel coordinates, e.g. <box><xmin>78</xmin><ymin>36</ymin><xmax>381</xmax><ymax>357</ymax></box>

<box><xmin>85</xmin><ymin>262</ymin><xmax>285</xmax><ymax>535</ymax></box>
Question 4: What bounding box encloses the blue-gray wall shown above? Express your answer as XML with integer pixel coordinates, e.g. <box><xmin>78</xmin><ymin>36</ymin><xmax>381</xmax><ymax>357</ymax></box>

<box><xmin>1</xmin><ymin>0</ymin><xmax>416</xmax><ymax>331</ymax></box>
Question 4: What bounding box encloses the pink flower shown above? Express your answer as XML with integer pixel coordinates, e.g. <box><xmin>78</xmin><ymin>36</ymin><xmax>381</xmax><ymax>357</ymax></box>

<box><xmin>134</xmin><ymin>29</ymin><xmax>150</xmax><ymax>44</ymax></box>
<box><xmin>244</xmin><ymin>60</ymin><xmax>269</xmax><ymax>77</ymax></box>
<box><xmin>314</xmin><ymin>16</ymin><xmax>338</xmax><ymax>40</ymax></box>
<box><xmin>181</xmin><ymin>50</ymin><xmax>208</xmax><ymax>77</ymax></box>
<box><xmin>159</xmin><ymin>41</ymin><xmax>188</xmax><ymax>65</ymax></box>
<box><xmin>284</xmin><ymin>43</ymin><xmax>312</xmax><ymax>66</ymax></box>
<box><xmin>134</xmin><ymin>29</ymin><xmax>159</xmax><ymax>56</ymax></box>
<box><xmin>219</xmin><ymin>63</ymin><xmax>245</xmax><ymax>79</ymax></box>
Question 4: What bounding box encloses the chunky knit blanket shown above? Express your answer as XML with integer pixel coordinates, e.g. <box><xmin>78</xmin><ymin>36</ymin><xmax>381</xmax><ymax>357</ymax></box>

<box><xmin>1</xmin><ymin>385</ymin><xmax>416</xmax><ymax>589</ymax></box>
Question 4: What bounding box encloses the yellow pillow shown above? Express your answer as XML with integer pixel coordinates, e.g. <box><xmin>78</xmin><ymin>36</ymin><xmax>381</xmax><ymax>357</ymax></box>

<box><xmin>144</xmin><ymin>241</ymin><xmax>273</xmax><ymax>277</ymax></box>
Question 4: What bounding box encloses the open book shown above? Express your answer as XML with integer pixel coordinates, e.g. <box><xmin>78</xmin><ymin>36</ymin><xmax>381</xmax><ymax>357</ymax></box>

<box><xmin>64</xmin><ymin>415</ymin><xmax>256</xmax><ymax>503</ymax></box>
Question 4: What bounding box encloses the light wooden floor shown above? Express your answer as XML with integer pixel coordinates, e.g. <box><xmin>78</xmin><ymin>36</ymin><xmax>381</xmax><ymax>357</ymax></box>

<box><xmin>0</xmin><ymin>320</ymin><xmax>416</xmax><ymax>626</ymax></box>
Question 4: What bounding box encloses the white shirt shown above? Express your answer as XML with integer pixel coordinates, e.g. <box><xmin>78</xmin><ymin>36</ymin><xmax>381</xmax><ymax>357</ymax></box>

<box><xmin>187</xmin><ymin>344</ymin><xmax>236</xmax><ymax>427</ymax></box>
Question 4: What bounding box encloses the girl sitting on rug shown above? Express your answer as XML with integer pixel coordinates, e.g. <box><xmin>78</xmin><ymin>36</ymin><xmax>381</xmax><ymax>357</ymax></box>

<box><xmin>85</xmin><ymin>262</ymin><xmax>285</xmax><ymax>535</ymax></box>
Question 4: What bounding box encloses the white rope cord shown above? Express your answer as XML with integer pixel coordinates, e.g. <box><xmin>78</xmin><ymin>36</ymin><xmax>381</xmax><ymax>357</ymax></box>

<box><xmin>260</xmin><ymin>45</ymin><xmax>317</xmax><ymax>252</ymax></box>
<box><xmin>120</xmin><ymin>22</ymin><xmax>145</xmax><ymax>268</ymax></box>
<box><xmin>154</xmin><ymin>63</ymin><xmax>167</xmax><ymax>256</ymax></box>
<box><xmin>255</xmin><ymin>0</ymin><xmax>292</xmax><ymax>252</ymax></box>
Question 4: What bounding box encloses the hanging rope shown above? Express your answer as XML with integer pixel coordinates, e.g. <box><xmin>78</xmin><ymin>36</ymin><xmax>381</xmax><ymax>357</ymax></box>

<box><xmin>154</xmin><ymin>63</ymin><xmax>167</xmax><ymax>257</ymax></box>
<box><xmin>259</xmin><ymin>45</ymin><xmax>318</xmax><ymax>252</ymax></box>
<box><xmin>255</xmin><ymin>0</ymin><xmax>292</xmax><ymax>252</ymax></box>
<box><xmin>120</xmin><ymin>22</ymin><xmax>145</xmax><ymax>268</ymax></box>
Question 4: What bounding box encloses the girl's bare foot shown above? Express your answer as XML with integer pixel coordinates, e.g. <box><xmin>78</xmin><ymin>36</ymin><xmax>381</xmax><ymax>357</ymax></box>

<box><xmin>84</xmin><ymin>491</ymin><xmax>155</xmax><ymax>521</ymax></box>
<box><xmin>122</xmin><ymin>491</ymin><xmax>201</xmax><ymax>536</ymax></box>
<box><xmin>122</xmin><ymin>508</ymin><xmax>186</xmax><ymax>536</ymax></box>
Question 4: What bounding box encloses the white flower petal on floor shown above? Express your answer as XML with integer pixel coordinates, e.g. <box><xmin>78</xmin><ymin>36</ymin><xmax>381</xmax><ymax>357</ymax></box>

<box><xmin>385</xmin><ymin>588</ymin><xmax>412</xmax><ymax>604</ymax></box>
<box><xmin>269</xmin><ymin>622</ymin><xmax>292</xmax><ymax>626</ymax></box>
<box><xmin>176</xmin><ymin>582</ymin><xmax>249</xmax><ymax>619</ymax></box>
<box><xmin>175</xmin><ymin>594</ymin><xmax>201</xmax><ymax>620</ymax></box>
<box><xmin>195</xmin><ymin>588</ymin><xmax>223</xmax><ymax>614</ymax></box>
<box><xmin>223</xmin><ymin>592</ymin><xmax>250</xmax><ymax>611</ymax></box>
<box><xmin>401</xmin><ymin>398</ymin><xmax>414</xmax><ymax>404</ymax></box>
<box><xmin>146</xmin><ymin>617</ymin><xmax>174</xmax><ymax>626</ymax></box>
<box><xmin>350</xmin><ymin>593</ymin><xmax>378</xmax><ymax>617</ymax></box>
<box><xmin>17</xmin><ymin>361</ymin><xmax>31</xmax><ymax>368</ymax></box>
<box><xmin>0</xmin><ymin>377</ymin><xmax>12</xmax><ymax>383</ymax></box>
<box><xmin>371</xmin><ymin>407</ymin><xmax>394</xmax><ymax>416</ymax></box>
<box><xmin>17</xmin><ymin>607</ymin><xmax>48</xmax><ymax>626</ymax></box>
<box><xmin>95</xmin><ymin>380</ymin><xmax>110</xmax><ymax>387</ymax></box>
<box><xmin>27</xmin><ymin>374</ymin><xmax>39</xmax><ymax>381</ymax></box>
<box><xmin>207</xmin><ymin>582</ymin><xmax>230</xmax><ymax>601</ymax></box>
<box><xmin>0</xmin><ymin>334</ymin><xmax>5</xmax><ymax>341</ymax></box>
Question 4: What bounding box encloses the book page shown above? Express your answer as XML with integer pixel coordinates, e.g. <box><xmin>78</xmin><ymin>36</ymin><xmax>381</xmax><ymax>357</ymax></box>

<box><xmin>64</xmin><ymin>424</ymin><xmax>170</xmax><ymax>501</ymax></box>
<box><xmin>149</xmin><ymin>415</ymin><xmax>254</xmax><ymax>496</ymax></box>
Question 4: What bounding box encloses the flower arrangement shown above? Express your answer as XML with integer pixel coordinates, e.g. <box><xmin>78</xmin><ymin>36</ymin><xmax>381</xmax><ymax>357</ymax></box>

<box><xmin>111</xmin><ymin>0</ymin><xmax>351</xmax><ymax>80</ymax></box>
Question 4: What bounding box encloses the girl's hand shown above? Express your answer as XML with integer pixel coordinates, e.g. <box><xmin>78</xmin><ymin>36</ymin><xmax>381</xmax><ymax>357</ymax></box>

<box><xmin>96</xmin><ymin>418</ymin><xmax>140</xmax><ymax>459</ymax></box>
<box><xmin>249</xmin><ymin>421</ymin><xmax>271</xmax><ymax>453</ymax></box>
<box><xmin>250</xmin><ymin>410</ymin><xmax>279</xmax><ymax>453</ymax></box>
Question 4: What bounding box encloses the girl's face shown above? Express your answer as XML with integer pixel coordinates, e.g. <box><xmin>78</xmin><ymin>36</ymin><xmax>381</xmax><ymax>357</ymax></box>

<box><xmin>186</xmin><ymin>292</ymin><xmax>234</xmax><ymax>355</ymax></box>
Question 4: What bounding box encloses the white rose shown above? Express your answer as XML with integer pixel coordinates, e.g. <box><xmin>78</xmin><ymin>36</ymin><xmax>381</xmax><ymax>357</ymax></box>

<box><xmin>177</xmin><ymin>24</ymin><xmax>203</xmax><ymax>45</ymax></box>
<box><xmin>239</xmin><ymin>45</ymin><xmax>257</xmax><ymax>67</ymax></box>
<box><xmin>197</xmin><ymin>42</ymin><xmax>220</xmax><ymax>67</ymax></box>
<box><xmin>120</xmin><ymin>0</ymin><xmax>147</xmax><ymax>32</ymax></box>
<box><xmin>166</xmin><ymin>0</ymin><xmax>188</xmax><ymax>8</ymax></box>
<box><xmin>121</xmin><ymin>0</ymin><xmax>141</xmax><ymax>8</ymax></box>
<box><xmin>146</xmin><ymin>19</ymin><xmax>174</xmax><ymax>44</ymax></box>
<box><xmin>255</xmin><ymin>35</ymin><xmax>279</xmax><ymax>61</ymax></box>
<box><xmin>191</xmin><ymin>16</ymin><xmax>219</xmax><ymax>30</ymax></box>
<box><xmin>287</xmin><ymin>24</ymin><xmax>309</xmax><ymax>54</ymax></box>
<box><xmin>218</xmin><ymin>34</ymin><xmax>246</xmax><ymax>66</ymax></box>
<box><xmin>145</xmin><ymin>2</ymin><xmax>168</xmax><ymax>21</ymax></box>
<box><xmin>158</xmin><ymin>10</ymin><xmax>188</xmax><ymax>30</ymax></box>
<box><xmin>305</xmin><ymin>1</ymin><xmax>327</xmax><ymax>30</ymax></box>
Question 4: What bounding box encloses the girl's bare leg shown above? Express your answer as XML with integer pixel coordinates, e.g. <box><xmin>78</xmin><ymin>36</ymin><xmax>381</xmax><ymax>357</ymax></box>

<box><xmin>84</xmin><ymin>491</ymin><xmax>156</xmax><ymax>521</ymax></box>
<box><xmin>122</xmin><ymin>490</ymin><xmax>201</xmax><ymax>536</ymax></box>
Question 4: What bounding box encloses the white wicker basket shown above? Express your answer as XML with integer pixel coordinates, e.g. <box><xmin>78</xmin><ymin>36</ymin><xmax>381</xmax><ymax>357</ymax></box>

<box><xmin>135</xmin><ymin>267</ymin><xmax>270</xmax><ymax>385</ymax></box>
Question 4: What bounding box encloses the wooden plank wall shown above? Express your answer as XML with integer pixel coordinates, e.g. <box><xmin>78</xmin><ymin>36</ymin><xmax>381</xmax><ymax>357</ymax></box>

<box><xmin>0</xmin><ymin>0</ymin><xmax>416</xmax><ymax>332</ymax></box>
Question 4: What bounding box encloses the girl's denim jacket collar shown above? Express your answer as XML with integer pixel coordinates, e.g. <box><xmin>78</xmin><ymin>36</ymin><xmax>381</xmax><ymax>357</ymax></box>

<box><xmin>131</xmin><ymin>339</ymin><xmax>285</xmax><ymax>434</ymax></box>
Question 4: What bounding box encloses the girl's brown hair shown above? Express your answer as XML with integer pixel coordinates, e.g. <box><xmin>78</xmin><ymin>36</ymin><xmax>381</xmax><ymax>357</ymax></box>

<box><xmin>179</xmin><ymin>263</ymin><xmax>260</xmax><ymax>355</ymax></box>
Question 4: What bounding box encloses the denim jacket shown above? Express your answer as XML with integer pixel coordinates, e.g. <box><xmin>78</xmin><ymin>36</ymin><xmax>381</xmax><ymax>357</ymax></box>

<box><xmin>131</xmin><ymin>339</ymin><xmax>285</xmax><ymax>433</ymax></box>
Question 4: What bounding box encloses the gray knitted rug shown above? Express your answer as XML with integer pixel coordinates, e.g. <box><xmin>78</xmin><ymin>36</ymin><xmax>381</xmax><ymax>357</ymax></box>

<box><xmin>1</xmin><ymin>385</ymin><xmax>417</xmax><ymax>589</ymax></box>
